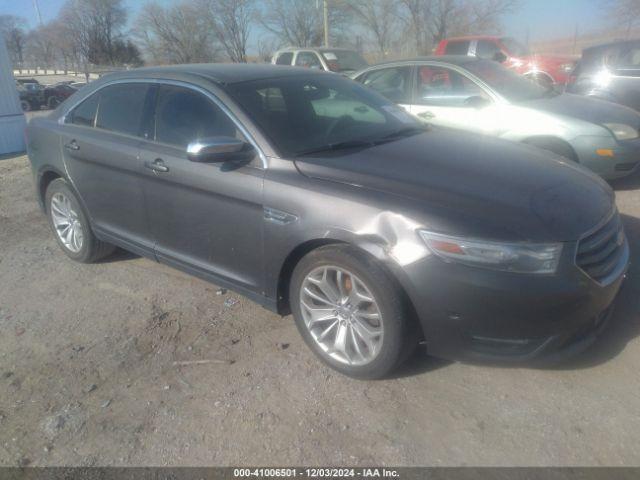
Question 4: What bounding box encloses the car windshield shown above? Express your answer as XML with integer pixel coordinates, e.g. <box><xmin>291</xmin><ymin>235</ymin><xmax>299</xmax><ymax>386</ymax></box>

<box><xmin>321</xmin><ymin>50</ymin><xmax>368</xmax><ymax>72</ymax></box>
<box><xmin>464</xmin><ymin>60</ymin><xmax>551</xmax><ymax>102</ymax></box>
<box><xmin>228</xmin><ymin>74</ymin><xmax>425</xmax><ymax>157</ymax></box>
<box><xmin>500</xmin><ymin>37</ymin><xmax>530</xmax><ymax>57</ymax></box>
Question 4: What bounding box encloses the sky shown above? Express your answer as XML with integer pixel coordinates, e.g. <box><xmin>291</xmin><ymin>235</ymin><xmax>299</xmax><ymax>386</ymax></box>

<box><xmin>0</xmin><ymin>0</ymin><xmax>605</xmax><ymax>44</ymax></box>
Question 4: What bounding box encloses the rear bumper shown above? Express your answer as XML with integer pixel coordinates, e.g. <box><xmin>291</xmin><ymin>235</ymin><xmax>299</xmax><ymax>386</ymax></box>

<box><xmin>398</xmin><ymin>237</ymin><xmax>629</xmax><ymax>363</ymax></box>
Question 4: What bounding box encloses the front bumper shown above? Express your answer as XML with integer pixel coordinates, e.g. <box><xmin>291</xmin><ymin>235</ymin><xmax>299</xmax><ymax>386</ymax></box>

<box><xmin>573</xmin><ymin>136</ymin><xmax>640</xmax><ymax>180</ymax></box>
<box><xmin>398</xmin><ymin>236</ymin><xmax>629</xmax><ymax>363</ymax></box>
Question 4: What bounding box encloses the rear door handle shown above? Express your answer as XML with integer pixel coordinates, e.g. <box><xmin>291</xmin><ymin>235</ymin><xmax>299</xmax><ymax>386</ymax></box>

<box><xmin>64</xmin><ymin>140</ymin><xmax>79</xmax><ymax>151</ymax></box>
<box><xmin>144</xmin><ymin>158</ymin><xmax>169</xmax><ymax>173</ymax></box>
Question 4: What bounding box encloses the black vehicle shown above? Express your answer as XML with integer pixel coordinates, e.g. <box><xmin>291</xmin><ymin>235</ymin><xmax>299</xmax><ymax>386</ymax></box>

<box><xmin>26</xmin><ymin>64</ymin><xmax>629</xmax><ymax>378</ymax></box>
<box><xmin>17</xmin><ymin>82</ymin><xmax>45</xmax><ymax>111</ymax></box>
<box><xmin>43</xmin><ymin>82</ymin><xmax>78</xmax><ymax>108</ymax></box>
<box><xmin>568</xmin><ymin>40</ymin><xmax>640</xmax><ymax>112</ymax></box>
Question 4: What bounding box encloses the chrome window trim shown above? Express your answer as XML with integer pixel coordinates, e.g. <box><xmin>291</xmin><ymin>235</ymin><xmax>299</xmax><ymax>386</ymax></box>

<box><xmin>59</xmin><ymin>78</ymin><xmax>268</xmax><ymax>169</ymax></box>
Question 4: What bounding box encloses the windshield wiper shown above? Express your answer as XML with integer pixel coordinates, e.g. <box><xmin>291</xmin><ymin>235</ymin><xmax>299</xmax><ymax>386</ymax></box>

<box><xmin>374</xmin><ymin>125</ymin><xmax>428</xmax><ymax>144</ymax></box>
<box><xmin>294</xmin><ymin>139</ymin><xmax>374</xmax><ymax>157</ymax></box>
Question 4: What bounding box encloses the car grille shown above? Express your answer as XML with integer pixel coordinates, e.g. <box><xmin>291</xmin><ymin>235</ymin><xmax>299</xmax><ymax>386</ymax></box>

<box><xmin>576</xmin><ymin>212</ymin><xmax>626</xmax><ymax>283</ymax></box>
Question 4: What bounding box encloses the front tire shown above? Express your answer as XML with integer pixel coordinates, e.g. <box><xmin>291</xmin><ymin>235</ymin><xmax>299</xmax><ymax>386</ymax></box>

<box><xmin>45</xmin><ymin>178</ymin><xmax>115</xmax><ymax>263</ymax></box>
<box><xmin>290</xmin><ymin>245</ymin><xmax>418</xmax><ymax>379</ymax></box>
<box><xmin>20</xmin><ymin>100</ymin><xmax>30</xmax><ymax>112</ymax></box>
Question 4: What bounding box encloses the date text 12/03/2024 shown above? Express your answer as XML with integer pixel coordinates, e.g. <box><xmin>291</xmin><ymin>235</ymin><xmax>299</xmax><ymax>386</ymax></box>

<box><xmin>233</xmin><ymin>468</ymin><xmax>400</xmax><ymax>478</ymax></box>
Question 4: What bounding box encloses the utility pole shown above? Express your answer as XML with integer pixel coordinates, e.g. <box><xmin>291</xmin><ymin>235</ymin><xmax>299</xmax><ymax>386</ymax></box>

<box><xmin>323</xmin><ymin>0</ymin><xmax>329</xmax><ymax>47</ymax></box>
<box><xmin>32</xmin><ymin>0</ymin><xmax>43</xmax><ymax>26</ymax></box>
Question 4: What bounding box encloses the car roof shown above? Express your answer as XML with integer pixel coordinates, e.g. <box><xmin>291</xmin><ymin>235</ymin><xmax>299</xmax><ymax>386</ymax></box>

<box><xmin>441</xmin><ymin>35</ymin><xmax>501</xmax><ymax>42</ymax></box>
<box><xmin>98</xmin><ymin>63</ymin><xmax>328</xmax><ymax>85</ymax></box>
<box><xmin>276</xmin><ymin>47</ymin><xmax>357</xmax><ymax>53</ymax></box>
<box><xmin>583</xmin><ymin>39</ymin><xmax>640</xmax><ymax>54</ymax></box>
<box><xmin>365</xmin><ymin>55</ymin><xmax>482</xmax><ymax>68</ymax></box>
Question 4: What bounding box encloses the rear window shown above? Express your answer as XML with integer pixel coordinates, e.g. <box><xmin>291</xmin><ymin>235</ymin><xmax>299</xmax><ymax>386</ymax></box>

<box><xmin>275</xmin><ymin>52</ymin><xmax>293</xmax><ymax>65</ymax></box>
<box><xmin>95</xmin><ymin>83</ymin><xmax>149</xmax><ymax>137</ymax></box>
<box><xmin>444</xmin><ymin>41</ymin><xmax>470</xmax><ymax>55</ymax></box>
<box><xmin>320</xmin><ymin>50</ymin><xmax>368</xmax><ymax>72</ymax></box>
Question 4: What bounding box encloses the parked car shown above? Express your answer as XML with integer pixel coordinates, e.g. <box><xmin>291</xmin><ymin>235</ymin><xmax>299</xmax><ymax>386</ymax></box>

<box><xmin>567</xmin><ymin>40</ymin><xmax>640</xmax><ymax>112</ymax></box>
<box><xmin>272</xmin><ymin>47</ymin><xmax>368</xmax><ymax>75</ymax></box>
<box><xmin>26</xmin><ymin>64</ymin><xmax>628</xmax><ymax>378</ymax></box>
<box><xmin>17</xmin><ymin>82</ymin><xmax>45</xmax><ymax>111</ymax></box>
<box><xmin>44</xmin><ymin>82</ymin><xmax>78</xmax><ymax>108</ymax></box>
<box><xmin>16</xmin><ymin>78</ymin><xmax>41</xmax><ymax>86</ymax></box>
<box><xmin>435</xmin><ymin>36</ymin><xmax>577</xmax><ymax>86</ymax></box>
<box><xmin>353</xmin><ymin>56</ymin><xmax>640</xmax><ymax>179</ymax></box>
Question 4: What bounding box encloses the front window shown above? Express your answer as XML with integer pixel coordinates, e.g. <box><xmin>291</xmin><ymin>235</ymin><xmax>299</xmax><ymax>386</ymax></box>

<box><xmin>360</xmin><ymin>66</ymin><xmax>412</xmax><ymax>104</ymax></box>
<box><xmin>464</xmin><ymin>60</ymin><xmax>550</xmax><ymax>102</ymax></box>
<box><xmin>228</xmin><ymin>75</ymin><xmax>424</xmax><ymax>157</ymax></box>
<box><xmin>416</xmin><ymin>66</ymin><xmax>490</xmax><ymax>106</ymax></box>
<box><xmin>500</xmin><ymin>37</ymin><xmax>530</xmax><ymax>57</ymax></box>
<box><xmin>320</xmin><ymin>50</ymin><xmax>368</xmax><ymax>72</ymax></box>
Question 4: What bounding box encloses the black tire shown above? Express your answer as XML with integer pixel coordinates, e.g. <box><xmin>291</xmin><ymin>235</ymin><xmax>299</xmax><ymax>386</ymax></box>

<box><xmin>524</xmin><ymin>137</ymin><xmax>578</xmax><ymax>162</ymax></box>
<box><xmin>526</xmin><ymin>73</ymin><xmax>554</xmax><ymax>88</ymax></box>
<box><xmin>290</xmin><ymin>245</ymin><xmax>419</xmax><ymax>379</ymax></box>
<box><xmin>45</xmin><ymin>178</ymin><xmax>115</xmax><ymax>263</ymax></box>
<box><xmin>20</xmin><ymin>100</ymin><xmax>30</xmax><ymax>112</ymax></box>
<box><xmin>48</xmin><ymin>96</ymin><xmax>62</xmax><ymax>109</ymax></box>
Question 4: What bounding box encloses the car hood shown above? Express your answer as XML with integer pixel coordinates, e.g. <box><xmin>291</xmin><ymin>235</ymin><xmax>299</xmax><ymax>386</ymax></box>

<box><xmin>294</xmin><ymin>129</ymin><xmax>614</xmax><ymax>242</ymax></box>
<box><xmin>521</xmin><ymin>93</ymin><xmax>640</xmax><ymax>128</ymax></box>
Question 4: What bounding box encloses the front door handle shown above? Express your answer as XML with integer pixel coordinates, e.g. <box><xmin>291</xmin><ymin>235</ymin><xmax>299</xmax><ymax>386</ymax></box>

<box><xmin>64</xmin><ymin>140</ymin><xmax>79</xmax><ymax>151</ymax></box>
<box><xmin>418</xmin><ymin>111</ymin><xmax>435</xmax><ymax>120</ymax></box>
<box><xmin>144</xmin><ymin>158</ymin><xmax>169</xmax><ymax>173</ymax></box>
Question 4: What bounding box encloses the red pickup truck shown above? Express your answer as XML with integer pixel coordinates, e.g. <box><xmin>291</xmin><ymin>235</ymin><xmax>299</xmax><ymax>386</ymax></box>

<box><xmin>435</xmin><ymin>36</ymin><xmax>577</xmax><ymax>86</ymax></box>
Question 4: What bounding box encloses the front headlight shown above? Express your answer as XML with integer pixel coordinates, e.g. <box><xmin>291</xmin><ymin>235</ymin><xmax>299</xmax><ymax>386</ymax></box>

<box><xmin>603</xmin><ymin>123</ymin><xmax>639</xmax><ymax>140</ymax></box>
<box><xmin>418</xmin><ymin>230</ymin><xmax>563</xmax><ymax>274</ymax></box>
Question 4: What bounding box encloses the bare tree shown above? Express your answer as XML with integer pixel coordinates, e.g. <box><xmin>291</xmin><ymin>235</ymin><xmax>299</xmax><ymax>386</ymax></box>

<box><xmin>603</xmin><ymin>0</ymin><xmax>640</xmax><ymax>37</ymax></box>
<box><xmin>257</xmin><ymin>36</ymin><xmax>281</xmax><ymax>62</ymax></box>
<box><xmin>0</xmin><ymin>15</ymin><xmax>27</xmax><ymax>69</ymax></box>
<box><xmin>396</xmin><ymin>0</ymin><xmax>519</xmax><ymax>53</ymax></box>
<box><xmin>135</xmin><ymin>1</ymin><xmax>221</xmax><ymax>64</ymax></box>
<box><xmin>201</xmin><ymin>0</ymin><xmax>254</xmax><ymax>63</ymax></box>
<box><xmin>259</xmin><ymin>0</ymin><xmax>351</xmax><ymax>47</ymax></box>
<box><xmin>25</xmin><ymin>23</ymin><xmax>57</xmax><ymax>70</ymax></box>
<box><xmin>58</xmin><ymin>0</ymin><xmax>128</xmax><ymax>76</ymax></box>
<box><xmin>346</xmin><ymin>0</ymin><xmax>399</xmax><ymax>58</ymax></box>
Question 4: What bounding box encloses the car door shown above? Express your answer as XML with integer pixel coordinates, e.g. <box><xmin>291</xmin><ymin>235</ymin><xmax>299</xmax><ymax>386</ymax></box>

<box><xmin>60</xmin><ymin>82</ymin><xmax>153</xmax><ymax>253</ymax></box>
<box><xmin>357</xmin><ymin>66</ymin><xmax>413</xmax><ymax>111</ymax></box>
<box><xmin>611</xmin><ymin>42</ymin><xmax>640</xmax><ymax>111</ymax></box>
<box><xmin>138</xmin><ymin>83</ymin><xmax>265</xmax><ymax>293</ymax></box>
<box><xmin>410</xmin><ymin>64</ymin><xmax>495</xmax><ymax>132</ymax></box>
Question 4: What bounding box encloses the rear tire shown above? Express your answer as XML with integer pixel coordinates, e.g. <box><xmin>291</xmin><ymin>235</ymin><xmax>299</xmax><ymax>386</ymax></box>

<box><xmin>20</xmin><ymin>100</ymin><xmax>30</xmax><ymax>112</ymax></box>
<box><xmin>45</xmin><ymin>178</ymin><xmax>115</xmax><ymax>263</ymax></box>
<box><xmin>290</xmin><ymin>245</ymin><xmax>418</xmax><ymax>379</ymax></box>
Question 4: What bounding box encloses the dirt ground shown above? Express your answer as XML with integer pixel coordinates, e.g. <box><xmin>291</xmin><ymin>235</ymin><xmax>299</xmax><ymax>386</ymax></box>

<box><xmin>1</xmin><ymin>145</ymin><xmax>640</xmax><ymax>467</ymax></box>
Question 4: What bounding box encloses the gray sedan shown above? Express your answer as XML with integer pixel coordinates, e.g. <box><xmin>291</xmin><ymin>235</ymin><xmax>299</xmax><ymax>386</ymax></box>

<box><xmin>353</xmin><ymin>56</ymin><xmax>640</xmax><ymax>179</ymax></box>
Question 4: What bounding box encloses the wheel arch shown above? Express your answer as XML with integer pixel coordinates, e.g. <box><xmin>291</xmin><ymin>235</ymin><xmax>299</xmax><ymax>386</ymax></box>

<box><xmin>37</xmin><ymin>168</ymin><xmax>64</xmax><ymax>211</ymax></box>
<box><xmin>275</xmin><ymin>238</ymin><xmax>423</xmax><ymax>340</ymax></box>
<box><xmin>522</xmin><ymin>135</ymin><xmax>580</xmax><ymax>162</ymax></box>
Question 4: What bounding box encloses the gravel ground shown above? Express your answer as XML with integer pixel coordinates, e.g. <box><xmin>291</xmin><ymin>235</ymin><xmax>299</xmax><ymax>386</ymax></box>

<box><xmin>1</xmin><ymin>146</ymin><xmax>640</xmax><ymax>467</ymax></box>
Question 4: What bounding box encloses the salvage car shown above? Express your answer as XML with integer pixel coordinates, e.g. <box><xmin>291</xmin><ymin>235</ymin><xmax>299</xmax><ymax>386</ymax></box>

<box><xmin>353</xmin><ymin>56</ymin><xmax>640</xmax><ymax>179</ymax></box>
<box><xmin>26</xmin><ymin>64</ymin><xmax>628</xmax><ymax>378</ymax></box>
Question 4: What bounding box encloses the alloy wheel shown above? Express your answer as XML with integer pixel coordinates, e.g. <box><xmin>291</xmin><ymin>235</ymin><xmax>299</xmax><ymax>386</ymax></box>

<box><xmin>299</xmin><ymin>266</ymin><xmax>383</xmax><ymax>366</ymax></box>
<box><xmin>50</xmin><ymin>192</ymin><xmax>84</xmax><ymax>253</ymax></box>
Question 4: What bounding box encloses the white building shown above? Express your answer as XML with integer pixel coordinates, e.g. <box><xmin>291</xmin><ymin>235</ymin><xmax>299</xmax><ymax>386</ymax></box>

<box><xmin>0</xmin><ymin>36</ymin><xmax>26</xmax><ymax>155</ymax></box>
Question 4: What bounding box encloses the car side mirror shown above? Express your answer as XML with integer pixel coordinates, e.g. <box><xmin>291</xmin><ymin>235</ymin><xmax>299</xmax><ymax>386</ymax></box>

<box><xmin>493</xmin><ymin>51</ymin><xmax>507</xmax><ymax>63</ymax></box>
<box><xmin>464</xmin><ymin>95</ymin><xmax>491</xmax><ymax>109</ymax></box>
<box><xmin>187</xmin><ymin>136</ymin><xmax>253</xmax><ymax>163</ymax></box>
